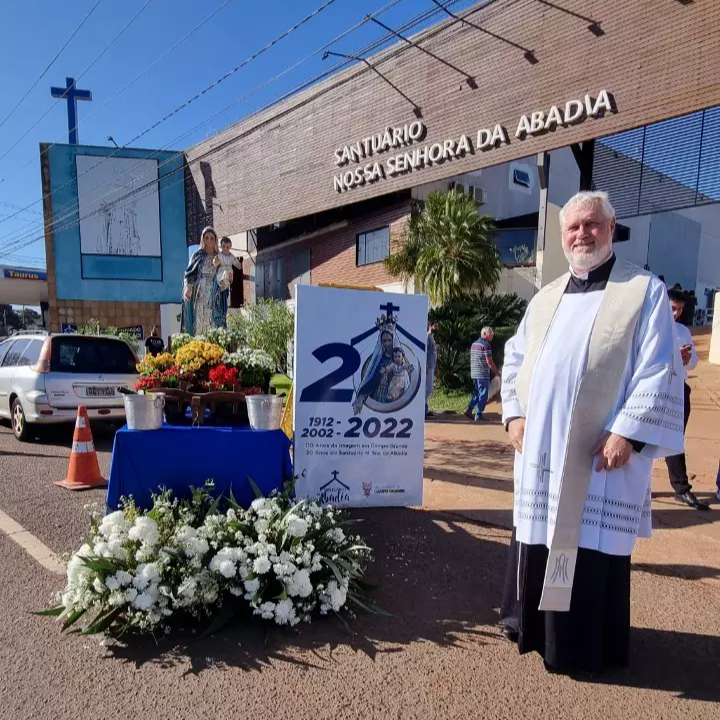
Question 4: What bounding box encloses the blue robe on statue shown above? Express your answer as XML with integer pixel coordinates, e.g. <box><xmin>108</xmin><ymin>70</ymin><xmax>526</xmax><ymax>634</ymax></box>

<box><xmin>181</xmin><ymin>249</ymin><xmax>227</xmax><ymax>334</ymax></box>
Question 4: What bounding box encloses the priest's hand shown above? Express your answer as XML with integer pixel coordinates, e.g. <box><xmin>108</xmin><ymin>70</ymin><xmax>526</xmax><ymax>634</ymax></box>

<box><xmin>593</xmin><ymin>433</ymin><xmax>633</xmax><ymax>472</ymax></box>
<box><xmin>508</xmin><ymin>418</ymin><xmax>525</xmax><ymax>454</ymax></box>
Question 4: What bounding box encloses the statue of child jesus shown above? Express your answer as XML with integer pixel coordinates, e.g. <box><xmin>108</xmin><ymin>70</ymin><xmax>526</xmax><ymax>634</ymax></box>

<box><xmin>383</xmin><ymin>347</ymin><xmax>413</xmax><ymax>402</ymax></box>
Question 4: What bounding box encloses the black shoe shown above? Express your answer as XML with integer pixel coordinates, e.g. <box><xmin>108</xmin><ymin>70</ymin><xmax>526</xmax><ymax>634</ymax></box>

<box><xmin>501</xmin><ymin>624</ymin><xmax>519</xmax><ymax>643</ymax></box>
<box><xmin>675</xmin><ymin>491</ymin><xmax>710</xmax><ymax>510</ymax></box>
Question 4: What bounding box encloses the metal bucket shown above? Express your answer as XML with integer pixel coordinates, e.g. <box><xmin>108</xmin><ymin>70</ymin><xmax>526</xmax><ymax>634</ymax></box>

<box><xmin>246</xmin><ymin>394</ymin><xmax>283</xmax><ymax>431</ymax></box>
<box><xmin>123</xmin><ymin>393</ymin><xmax>165</xmax><ymax>431</ymax></box>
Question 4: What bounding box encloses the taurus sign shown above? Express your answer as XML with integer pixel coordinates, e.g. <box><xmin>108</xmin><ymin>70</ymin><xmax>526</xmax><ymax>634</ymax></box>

<box><xmin>550</xmin><ymin>552</ymin><xmax>570</xmax><ymax>584</ymax></box>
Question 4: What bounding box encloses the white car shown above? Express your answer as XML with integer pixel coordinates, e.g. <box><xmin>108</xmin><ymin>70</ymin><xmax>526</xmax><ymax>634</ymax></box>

<box><xmin>0</xmin><ymin>332</ymin><xmax>139</xmax><ymax>441</ymax></box>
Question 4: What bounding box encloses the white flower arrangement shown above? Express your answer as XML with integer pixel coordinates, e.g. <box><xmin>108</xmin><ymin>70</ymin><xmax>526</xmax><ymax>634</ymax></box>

<box><xmin>203</xmin><ymin>327</ymin><xmax>243</xmax><ymax>352</ymax></box>
<box><xmin>37</xmin><ymin>482</ymin><xmax>379</xmax><ymax>640</ymax></box>
<box><xmin>222</xmin><ymin>348</ymin><xmax>275</xmax><ymax>373</ymax></box>
<box><xmin>222</xmin><ymin>348</ymin><xmax>275</xmax><ymax>387</ymax></box>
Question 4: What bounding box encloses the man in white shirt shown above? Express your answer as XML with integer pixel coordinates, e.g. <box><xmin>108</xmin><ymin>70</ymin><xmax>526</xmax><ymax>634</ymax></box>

<box><xmin>499</xmin><ymin>191</ymin><xmax>684</xmax><ymax>674</ymax></box>
<box><xmin>666</xmin><ymin>288</ymin><xmax>708</xmax><ymax>510</ymax></box>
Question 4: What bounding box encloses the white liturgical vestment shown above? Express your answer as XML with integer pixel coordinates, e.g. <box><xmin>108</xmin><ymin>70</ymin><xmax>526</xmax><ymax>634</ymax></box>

<box><xmin>502</xmin><ymin>266</ymin><xmax>684</xmax><ymax>562</ymax></box>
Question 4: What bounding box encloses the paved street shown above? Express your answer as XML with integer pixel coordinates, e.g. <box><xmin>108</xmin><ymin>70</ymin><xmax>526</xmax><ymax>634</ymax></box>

<box><xmin>1</xmin><ymin>333</ymin><xmax>719</xmax><ymax>719</ymax></box>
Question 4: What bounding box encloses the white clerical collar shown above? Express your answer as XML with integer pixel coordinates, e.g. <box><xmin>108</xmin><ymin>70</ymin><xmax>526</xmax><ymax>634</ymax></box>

<box><xmin>569</xmin><ymin>252</ymin><xmax>615</xmax><ymax>280</ymax></box>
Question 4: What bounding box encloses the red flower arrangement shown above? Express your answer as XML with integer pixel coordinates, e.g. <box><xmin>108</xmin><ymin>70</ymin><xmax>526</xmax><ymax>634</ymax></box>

<box><xmin>208</xmin><ymin>364</ymin><xmax>240</xmax><ymax>390</ymax></box>
<box><xmin>135</xmin><ymin>376</ymin><xmax>157</xmax><ymax>392</ymax></box>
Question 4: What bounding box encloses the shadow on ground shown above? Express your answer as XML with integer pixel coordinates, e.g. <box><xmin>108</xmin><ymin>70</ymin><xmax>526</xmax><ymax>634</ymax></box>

<box><xmin>0</xmin><ymin>421</ymin><xmax>119</xmax><ymax>453</ymax></box>
<box><xmin>425</xmin><ymin>440</ymin><xmax>514</xmax><ymax>483</ymax></box>
<box><xmin>105</xmin><ymin>508</ymin><xmax>720</xmax><ymax>702</ymax></box>
<box><xmin>632</xmin><ymin>562</ymin><xmax>720</xmax><ymax>582</ymax></box>
<box><xmin>577</xmin><ymin>627</ymin><xmax>720</xmax><ymax>702</ymax></box>
<box><xmin>427</xmin><ymin>412</ymin><xmax>503</xmax><ymax>425</ymax></box>
<box><xmin>109</xmin><ymin>507</ymin><xmax>509</xmax><ymax>673</ymax></box>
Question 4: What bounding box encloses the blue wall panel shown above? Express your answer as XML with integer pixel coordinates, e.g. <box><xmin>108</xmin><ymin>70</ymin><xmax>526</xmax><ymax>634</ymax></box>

<box><xmin>81</xmin><ymin>255</ymin><xmax>163</xmax><ymax>281</ymax></box>
<box><xmin>49</xmin><ymin>144</ymin><xmax>186</xmax><ymax>302</ymax></box>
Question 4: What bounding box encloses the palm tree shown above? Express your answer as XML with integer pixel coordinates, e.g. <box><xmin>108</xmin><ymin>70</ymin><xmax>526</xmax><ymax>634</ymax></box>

<box><xmin>385</xmin><ymin>189</ymin><xmax>501</xmax><ymax>304</ymax></box>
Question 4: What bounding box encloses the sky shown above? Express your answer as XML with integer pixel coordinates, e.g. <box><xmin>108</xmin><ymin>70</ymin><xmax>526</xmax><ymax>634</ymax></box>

<box><xmin>0</xmin><ymin>0</ymin><xmax>479</xmax><ymax>269</ymax></box>
<box><xmin>0</xmin><ymin>0</ymin><xmax>717</xmax><ymax>274</ymax></box>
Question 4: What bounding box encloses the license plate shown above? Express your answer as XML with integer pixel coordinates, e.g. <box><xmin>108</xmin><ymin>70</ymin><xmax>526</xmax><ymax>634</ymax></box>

<box><xmin>86</xmin><ymin>386</ymin><xmax>115</xmax><ymax>397</ymax></box>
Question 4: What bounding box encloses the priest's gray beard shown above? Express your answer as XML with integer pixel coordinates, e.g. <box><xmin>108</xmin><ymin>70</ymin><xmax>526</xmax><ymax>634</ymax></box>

<box><xmin>564</xmin><ymin>243</ymin><xmax>612</xmax><ymax>273</ymax></box>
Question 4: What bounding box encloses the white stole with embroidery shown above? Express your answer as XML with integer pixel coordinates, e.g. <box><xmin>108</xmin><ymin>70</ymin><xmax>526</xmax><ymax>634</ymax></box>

<box><xmin>502</xmin><ymin>261</ymin><xmax>685</xmax><ymax>612</ymax></box>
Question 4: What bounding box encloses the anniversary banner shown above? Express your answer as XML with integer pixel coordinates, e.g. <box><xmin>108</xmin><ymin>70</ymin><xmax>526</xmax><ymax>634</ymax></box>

<box><xmin>294</xmin><ymin>286</ymin><xmax>428</xmax><ymax>507</ymax></box>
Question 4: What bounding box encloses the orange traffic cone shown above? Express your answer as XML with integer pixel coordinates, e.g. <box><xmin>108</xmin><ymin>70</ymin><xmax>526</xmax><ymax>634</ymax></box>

<box><xmin>55</xmin><ymin>406</ymin><xmax>107</xmax><ymax>490</ymax></box>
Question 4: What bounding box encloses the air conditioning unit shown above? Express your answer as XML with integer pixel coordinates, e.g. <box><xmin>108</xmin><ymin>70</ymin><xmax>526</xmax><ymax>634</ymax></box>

<box><xmin>468</xmin><ymin>186</ymin><xmax>487</xmax><ymax>204</ymax></box>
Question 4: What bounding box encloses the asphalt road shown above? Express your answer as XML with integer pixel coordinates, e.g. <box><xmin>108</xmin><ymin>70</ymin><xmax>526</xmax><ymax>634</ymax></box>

<box><xmin>0</xmin><ymin>420</ymin><xmax>719</xmax><ymax>720</ymax></box>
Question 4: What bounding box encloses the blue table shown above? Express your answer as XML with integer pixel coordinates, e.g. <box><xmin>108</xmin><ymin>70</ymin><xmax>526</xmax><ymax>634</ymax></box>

<box><xmin>106</xmin><ymin>425</ymin><xmax>292</xmax><ymax>511</ymax></box>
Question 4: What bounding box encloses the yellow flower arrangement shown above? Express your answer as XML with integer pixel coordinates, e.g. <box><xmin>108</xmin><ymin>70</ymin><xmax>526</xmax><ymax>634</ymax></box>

<box><xmin>174</xmin><ymin>341</ymin><xmax>225</xmax><ymax>374</ymax></box>
<box><xmin>136</xmin><ymin>352</ymin><xmax>176</xmax><ymax>375</ymax></box>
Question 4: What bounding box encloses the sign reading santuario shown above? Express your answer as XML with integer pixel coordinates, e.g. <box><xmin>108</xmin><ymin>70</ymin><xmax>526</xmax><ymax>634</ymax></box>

<box><xmin>332</xmin><ymin>89</ymin><xmax>614</xmax><ymax>192</ymax></box>
<box><xmin>294</xmin><ymin>286</ymin><xmax>428</xmax><ymax>507</ymax></box>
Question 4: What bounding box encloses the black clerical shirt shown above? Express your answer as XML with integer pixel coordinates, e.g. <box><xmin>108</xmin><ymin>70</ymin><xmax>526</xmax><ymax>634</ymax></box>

<box><xmin>566</xmin><ymin>253</ymin><xmax>616</xmax><ymax>294</ymax></box>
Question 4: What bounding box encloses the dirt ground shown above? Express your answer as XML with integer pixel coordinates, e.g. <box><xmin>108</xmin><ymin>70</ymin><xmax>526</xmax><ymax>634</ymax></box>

<box><xmin>0</xmin><ymin>331</ymin><xmax>718</xmax><ymax>719</ymax></box>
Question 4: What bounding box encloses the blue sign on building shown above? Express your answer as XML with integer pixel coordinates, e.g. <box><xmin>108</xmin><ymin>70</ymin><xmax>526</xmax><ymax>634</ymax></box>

<box><xmin>4</xmin><ymin>268</ymin><xmax>47</xmax><ymax>281</ymax></box>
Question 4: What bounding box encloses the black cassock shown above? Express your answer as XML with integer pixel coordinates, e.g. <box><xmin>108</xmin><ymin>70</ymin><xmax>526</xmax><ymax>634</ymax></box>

<box><xmin>500</xmin><ymin>528</ymin><xmax>630</xmax><ymax>674</ymax></box>
<box><xmin>500</xmin><ymin>255</ymin><xmax>636</xmax><ymax>674</ymax></box>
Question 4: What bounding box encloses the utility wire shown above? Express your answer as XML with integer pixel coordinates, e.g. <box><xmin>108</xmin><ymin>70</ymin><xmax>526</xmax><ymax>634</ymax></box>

<box><xmin>0</xmin><ymin>0</ymin><xmax>343</xmax><ymax>228</ymax></box>
<box><xmin>0</xmin><ymin>0</ymin><xmax>476</xmax><ymax>256</ymax></box>
<box><xmin>0</xmin><ymin>0</ymin><xmax>237</xmax><ymax>186</ymax></box>
<box><xmin>0</xmin><ymin>0</ymin><xmax>104</xmax><ymax>131</ymax></box>
<box><xmin>0</xmin><ymin>0</ymin><xmax>156</xmax><ymax>165</ymax></box>
<box><xmin>0</xmin><ymin>0</ymin><xmax>466</xmax><ymax>257</ymax></box>
<box><xmin>0</xmin><ymin>0</ymin><xmax>412</xmax><ymax>246</ymax></box>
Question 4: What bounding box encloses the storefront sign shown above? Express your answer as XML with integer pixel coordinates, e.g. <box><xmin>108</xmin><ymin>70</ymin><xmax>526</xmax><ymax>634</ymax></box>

<box><xmin>3</xmin><ymin>268</ymin><xmax>47</xmax><ymax>281</ymax></box>
<box><xmin>118</xmin><ymin>325</ymin><xmax>145</xmax><ymax>340</ymax></box>
<box><xmin>333</xmin><ymin>89</ymin><xmax>614</xmax><ymax>192</ymax></box>
<box><xmin>294</xmin><ymin>286</ymin><xmax>428</xmax><ymax>507</ymax></box>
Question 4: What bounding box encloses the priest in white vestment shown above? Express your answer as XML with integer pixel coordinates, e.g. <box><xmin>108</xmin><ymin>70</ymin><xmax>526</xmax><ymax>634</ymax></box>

<box><xmin>499</xmin><ymin>190</ymin><xmax>684</xmax><ymax>674</ymax></box>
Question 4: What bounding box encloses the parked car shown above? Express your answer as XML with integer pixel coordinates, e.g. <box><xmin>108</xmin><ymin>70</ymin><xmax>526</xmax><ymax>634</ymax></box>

<box><xmin>0</xmin><ymin>332</ymin><xmax>139</xmax><ymax>441</ymax></box>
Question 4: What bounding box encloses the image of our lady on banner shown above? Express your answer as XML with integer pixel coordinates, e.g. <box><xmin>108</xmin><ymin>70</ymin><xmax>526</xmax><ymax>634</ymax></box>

<box><xmin>352</xmin><ymin>309</ymin><xmax>424</xmax><ymax>415</ymax></box>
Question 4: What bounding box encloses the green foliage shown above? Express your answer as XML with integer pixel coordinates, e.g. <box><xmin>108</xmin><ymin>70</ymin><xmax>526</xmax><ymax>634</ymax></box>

<box><xmin>429</xmin><ymin>293</ymin><xmax>527</xmax><ymax>389</ymax></box>
<box><xmin>0</xmin><ymin>304</ymin><xmax>21</xmax><ymax>334</ymax></box>
<box><xmin>384</xmin><ymin>189</ymin><xmax>502</xmax><ymax>304</ymax></box>
<box><xmin>227</xmin><ymin>300</ymin><xmax>294</xmax><ymax>372</ymax></box>
<box><xmin>203</xmin><ymin>327</ymin><xmax>244</xmax><ymax>352</ymax></box>
<box><xmin>269</xmin><ymin>373</ymin><xmax>292</xmax><ymax>397</ymax></box>
<box><xmin>428</xmin><ymin>388</ymin><xmax>473</xmax><ymax>415</ymax></box>
<box><xmin>76</xmin><ymin>318</ymin><xmax>140</xmax><ymax>354</ymax></box>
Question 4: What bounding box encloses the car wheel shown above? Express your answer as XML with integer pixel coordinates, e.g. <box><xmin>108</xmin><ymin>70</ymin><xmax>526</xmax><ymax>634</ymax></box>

<box><xmin>11</xmin><ymin>399</ymin><xmax>32</xmax><ymax>442</ymax></box>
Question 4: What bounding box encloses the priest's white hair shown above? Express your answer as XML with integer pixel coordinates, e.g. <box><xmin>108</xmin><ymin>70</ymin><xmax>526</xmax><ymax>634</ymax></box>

<box><xmin>559</xmin><ymin>191</ymin><xmax>616</xmax><ymax>228</ymax></box>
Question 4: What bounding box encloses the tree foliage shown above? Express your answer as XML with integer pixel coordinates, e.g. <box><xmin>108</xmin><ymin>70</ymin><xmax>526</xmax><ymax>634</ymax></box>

<box><xmin>227</xmin><ymin>299</ymin><xmax>294</xmax><ymax>372</ymax></box>
<box><xmin>384</xmin><ymin>190</ymin><xmax>502</xmax><ymax>304</ymax></box>
<box><xmin>429</xmin><ymin>293</ymin><xmax>528</xmax><ymax>389</ymax></box>
<box><xmin>76</xmin><ymin>318</ymin><xmax>141</xmax><ymax>353</ymax></box>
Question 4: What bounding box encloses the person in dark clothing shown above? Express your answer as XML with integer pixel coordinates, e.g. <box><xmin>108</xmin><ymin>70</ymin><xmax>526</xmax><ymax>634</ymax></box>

<box><xmin>666</xmin><ymin>289</ymin><xmax>708</xmax><ymax>510</ymax></box>
<box><xmin>144</xmin><ymin>325</ymin><xmax>165</xmax><ymax>357</ymax></box>
<box><xmin>680</xmin><ymin>290</ymin><xmax>697</xmax><ymax>327</ymax></box>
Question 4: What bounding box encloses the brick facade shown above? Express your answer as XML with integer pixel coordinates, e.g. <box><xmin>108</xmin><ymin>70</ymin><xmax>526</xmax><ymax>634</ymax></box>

<box><xmin>250</xmin><ymin>200</ymin><xmax>411</xmax><ymax>301</ymax></box>
<box><xmin>185</xmin><ymin>0</ymin><xmax>720</xmax><ymax>237</ymax></box>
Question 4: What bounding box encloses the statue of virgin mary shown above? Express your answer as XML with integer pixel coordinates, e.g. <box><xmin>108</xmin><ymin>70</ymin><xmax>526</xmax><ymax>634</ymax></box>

<box><xmin>352</xmin><ymin>314</ymin><xmax>398</xmax><ymax>415</ymax></box>
<box><xmin>181</xmin><ymin>226</ymin><xmax>222</xmax><ymax>336</ymax></box>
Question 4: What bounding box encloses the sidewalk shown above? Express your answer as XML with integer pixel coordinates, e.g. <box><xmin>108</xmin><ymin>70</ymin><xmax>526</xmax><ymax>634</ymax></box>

<box><xmin>423</xmin><ymin>327</ymin><xmax>720</xmax><ymax>573</ymax></box>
